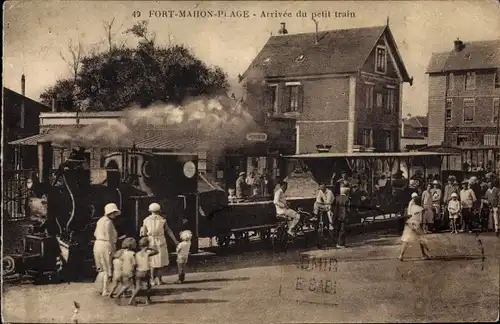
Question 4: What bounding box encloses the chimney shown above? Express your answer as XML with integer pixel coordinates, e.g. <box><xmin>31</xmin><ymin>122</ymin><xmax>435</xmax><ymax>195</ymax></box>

<box><xmin>312</xmin><ymin>18</ymin><xmax>319</xmax><ymax>44</ymax></box>
<box><xmin>21</xmin><ymin>74</ymin><xmax>26</xmax><ymax>95</ymax></box>
<box><xmin>278</xmin><ymin>22</ymin><xmax>288</xmax><ymax>35</ymax></box>
<box><xmin>454</xmin><ymin>38</ymin><xmax>464</xmax><ymax>52</ymax></box>
<box><xmin>20</xmin><ymin>74</ymin><xmax>25</xmax><ymax>129</ymax></box>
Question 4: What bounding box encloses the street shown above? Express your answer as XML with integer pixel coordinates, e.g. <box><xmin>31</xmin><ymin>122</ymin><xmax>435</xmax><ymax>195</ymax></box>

<box><xmin>3</xmin><ymin>231</ymin><xmax>499</xmax><ymax>323</ymax></box>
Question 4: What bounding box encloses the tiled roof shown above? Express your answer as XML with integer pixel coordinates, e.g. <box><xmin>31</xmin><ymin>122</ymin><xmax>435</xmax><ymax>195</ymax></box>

<box><xmin>3</xmin><ymin>88</ymin><xmax>51</xmax><ymax>112</ymax></box>
<box><xmin>243</xmin><ymin>25</ymin><xmax>410</xmax><ymax>81</ymax></box>
<box><xmin>403</xmin><ymin>125</ymin><xmax>425</xmax><ymax>139</ymax></box>
<box><xmin>406</xmin><ymin>116</ymin><xmax>428</xmax><ymax>129</ymax></box>
<box><xmin>8</xmin><ymin>126</ymin><xmax>80</xmax><ymax>145</ymax></box>
<box><xmin>9</xmin><ymin>133</ymin><xmax>47</xmax><ymax>146</ymax></box>
<box><xmin>427</xmin><ymin>39</ymin><xmax>500</xmax><ymax>73</ymax></box>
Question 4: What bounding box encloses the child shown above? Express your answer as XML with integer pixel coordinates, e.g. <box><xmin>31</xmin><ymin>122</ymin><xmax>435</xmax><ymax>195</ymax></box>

<box><xmin>447</xmin><ymin>193</ymin><xmax>461</xmax><ymax>234</ymax></box>
<box><xmin>109</xmin><ymin>248</ymin><xmax>124</xmax><ymax>298</ymax></box>
<box><xmin>113</xmin><ymin>237</ymin><xmax>137</xmax><ymax>301</ymax></box>
<box><xmin>228</xmin><ymin>189</ymin><xmax>237</xmax><ymax>203</ymax></box>
<box><xmin>175</xmin><ymin>230</ymin><xmax>192</xmax><ymax>284</ymax></box>
<box><xmin>129</xmin><ymin>237</ymin><xmax>158</xmax><ymax>305</ymax></box>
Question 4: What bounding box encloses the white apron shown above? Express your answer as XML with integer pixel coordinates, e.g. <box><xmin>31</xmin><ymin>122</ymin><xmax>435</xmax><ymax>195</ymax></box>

<box><xmin>141</xmin><ymin>214</ymin><xmax>169</xmax><ymax>268</ymax></box>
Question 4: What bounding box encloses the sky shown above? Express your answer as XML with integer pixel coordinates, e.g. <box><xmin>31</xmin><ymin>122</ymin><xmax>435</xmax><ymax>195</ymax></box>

<box><xmin>3</xmin><ymin>0</ymin><xmax>500</xmax><ymax>117</ymax></box>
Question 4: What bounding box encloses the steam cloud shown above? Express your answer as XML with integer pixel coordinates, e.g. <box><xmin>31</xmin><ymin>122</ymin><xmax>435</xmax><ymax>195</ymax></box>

<box><xmin>46</xmin><ymin>95</ymin><xmax>257</xmax><ymax>153</ymax></box>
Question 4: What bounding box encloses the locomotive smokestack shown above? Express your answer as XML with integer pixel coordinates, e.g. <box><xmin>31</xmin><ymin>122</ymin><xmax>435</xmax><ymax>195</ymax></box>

<box><xmin>38</xmin><ymin>140</ymin><xmax>53</xmax><ymax>184</ymax></box>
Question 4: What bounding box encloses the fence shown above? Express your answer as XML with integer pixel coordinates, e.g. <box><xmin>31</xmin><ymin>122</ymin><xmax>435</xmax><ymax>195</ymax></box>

<box><xmin>2</xmin><ymin>169</ymin><xmax>35</xmax><ymax>221</ymax></box>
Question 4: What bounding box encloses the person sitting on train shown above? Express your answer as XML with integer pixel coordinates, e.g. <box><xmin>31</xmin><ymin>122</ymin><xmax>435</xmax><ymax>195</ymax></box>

<box><xmin>248</xmin><ymin>188</ymin><xmax>261</xmax><ymax>202</ymax></box>
<box><xmin>313</xmin><ymin>183</ymin><xmax>334</xmax><ymax>230</ymax></box>
<box><xmin>273</xmin><ymin>180</ymin><xmax>301</xmax><ymax>237</ymax></box>
<box><xmin>235</xmin><ymin>172</ymin><xmax>247</xmax><ymax>199</ymax></box>
<box><xmin>227</xmin><ymin>188</ymin><xmax>237</xmax><ymax>204</ymax></box>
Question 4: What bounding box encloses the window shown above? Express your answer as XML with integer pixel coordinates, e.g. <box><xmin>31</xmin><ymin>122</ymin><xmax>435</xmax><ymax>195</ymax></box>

<box><xmin>448</xmin><ymin>73</ymin><xmax>455</xmax><ymax>90</ymax></box>
<box><xmin>494</xmin><ymin>99</ymin><xmax>500</xmax><ymax>123</ymax></box>
<box><xmin>198</xmin><ymin>152</ymin><xmax>207</xmax><ymax>173</ymax></box>
<box><xmin>386</xmin><ymin>89</ymin><xmax>395</xmax><ymax>113</ymax></box>
<box><xmin>365</xmin><ymin>85</ymin><xmax>374</xmax><ymax>111</ymax></box>
<box><xmin>385</xmin><ymin>131</ymin><xmax>392</xmax><ymax>151</ymax></box>
<box><xmin>446</xmin><ymin>99</ymin><xmax>453</xmax><ymax>121</ymax></box>
<box><xmin>268</xmin><ymin>84</ymin><xmax>278</xmax><ymax>114</ymax></box>
<box><xmin>484</xmin><ymin>134</ymin><xmax>496</xmax><ymax>146</ymax></box>
<box><xmin>457</xmin><ymin>134</ymin><xmax>468</xmax><ymax>146</ymax></box>
<box><xmin>465</xmin><ymin>72</ymin><xmax>476</xmax><ymax>90</ymax></box>
<box><xmin>375</xmin><ymin>46</ymin><xmax>387</xmax><ymax>74</ymax></box>
<box><xmin>286</xmin><ymin>84</ymin><xmax>300</xmax><ymax>112</ymax></box>
<box><xmin>130</xmin><ymin>155</ymin><xmax>139</xmax><ymax>175</ymax></box>
<box><xmin>463</xmin><ymin>98</ymin><xmax>475</xmax><ymax>122</ymax></box>
<box><xmin>362</xmin><ymin>129</ymin><xmax>372</xmax><ymax>147</ymax></box>
<box><xmin>495</xmin><ymin>70</ymin><xmax>500</xmax><ymax>88</ymax></box>
<box><xmin>376</xmin><ymin>93</ymin><xmax>384</xmax><ymax>108</ymax></box>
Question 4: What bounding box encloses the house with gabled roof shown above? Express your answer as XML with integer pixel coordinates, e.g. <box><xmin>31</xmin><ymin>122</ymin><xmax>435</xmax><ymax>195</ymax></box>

<box><xmin>240</xmin><ymin>22</ymin><xmax>413</xmax><ymax>154</ymax></box>
<box><xmin>425</xmin><ymin>38</ymin><xmax>500</xmax><ymax>170</ymax></box>
<box><xmin>400</xmin><ymin>115</ymin><xmax>428</xmax><ymax>150</ymax></box>
<box><xmin>427</xmin><ymin>38</ymin><xmax>500</xmax><ymax>148</ymax></box>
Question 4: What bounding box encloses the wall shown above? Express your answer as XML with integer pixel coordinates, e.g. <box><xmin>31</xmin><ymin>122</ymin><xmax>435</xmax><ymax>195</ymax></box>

<box><xmin>400</xmin><ymin>137</ymin><xmax>427</xmax><ymax>149</ymax></box>
<box><xmin>427</xmin><ymin>74</ymin><xmax>447</xmax><ymax>145</ymax></box>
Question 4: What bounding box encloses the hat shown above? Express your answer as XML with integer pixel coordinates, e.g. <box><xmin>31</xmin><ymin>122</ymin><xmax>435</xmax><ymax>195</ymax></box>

<box><xmin>462</xmin><ymin>179</ymin><xmax>469</xmax><ymax>184</ymax></box>
<box><xmin>411</xmin><ymin>192</ymin><xmax>419</xmax><ymax>198</ymax></box>
<box><xmin>432</xmin><ymin>180</ymin><xmax>439</xmax><ymax>185</ymax></box>
<box><xmin>104</xmin><ymin>203</ymin><xmax>121</xmax><ymax>217</ymax></box>
<box><xmin>148</xmin><ymin>202</ymin><xmax>161</xmax><ymax>212</ymax></box>
<box><xmin>448</xmin><ymin>175</ymin><xmax>456</xmax><ymax>181</ymax></box>
<box><xmin>239</xmin><ymin>172</ymin><xmax>245</xmax><ymax>176</ymax></box>
<box><xmin>451</xmin><ymin>193</ymin><xmax>458</xmax><ymax>198</ymax></box>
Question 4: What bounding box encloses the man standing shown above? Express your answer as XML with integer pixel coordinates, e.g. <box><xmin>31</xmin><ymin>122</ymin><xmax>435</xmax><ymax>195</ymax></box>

<box><xmin>235</xmin><ymin>172</ymin><xmax>246</xmax><ymax>199</ymax></box>
<box><xmin>460</xmin><ymin>180</ymin><xmax>477</xmax><ymax>233</ymax></box>
<box><xmin>485</xmin><ymin>181</ymin><xmax>500</xmax><ymax>236</ymax></box>
<box><xmin>333</xmin><ymin>187</ymin><xmax>350</xmax><ymax>248</ymax></box>
<box><xmin>273</xmin><ymin>180</ymin><xmax>301</xmax><ymax>236</ymax></box>
<box><xmin>334</xmin><ymin>171</ymin><xmax>350</xmax><ymax>196</ymax></box>
<box><xmin>313</xmin><ymin>183</ymin><xmax>335</xmax><ymax>230</ymax></box>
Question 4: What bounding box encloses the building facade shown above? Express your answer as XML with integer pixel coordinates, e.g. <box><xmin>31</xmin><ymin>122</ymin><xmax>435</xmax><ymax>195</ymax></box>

<box><xmin>400</xmin><ymin>115</ymin><xmax>428</xmax><ymax>150</ymax></box>
<box><xmin>427</xmin><ymin>39</ymin><xmax>500</xmax><ymax>148</ymax></box>
<box><xmin>3</xmin><ymin>76</ymin><xmax>51</xmax><ymax>170</ymax></box>
<box><xmin>241</xmin><ymin>23</ymin><xmax>413</xmax><ymax>154</ymax></box>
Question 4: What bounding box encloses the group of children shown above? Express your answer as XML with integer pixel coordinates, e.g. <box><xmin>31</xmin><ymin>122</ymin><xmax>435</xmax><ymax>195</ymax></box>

<box><xmin>105</xmin><ymin>230</ymin><xmax>192</xmax><ymax>306</ymax></box>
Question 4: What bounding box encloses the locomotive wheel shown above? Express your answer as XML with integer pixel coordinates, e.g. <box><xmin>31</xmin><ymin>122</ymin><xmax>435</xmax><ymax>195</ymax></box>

<box><xmin>216</xmin><ymin>235</ymin><xmax>231</xmax><ymax>248</ymax></box>
<box><xmin>2</xmin><ymin>256</ymin><xmax>17</xmax><ymax>276</ymax></box>
<box><xmin>260</xmin><ymin>229</ymin><xmax>271</xmax><ymax>241</ymax></box>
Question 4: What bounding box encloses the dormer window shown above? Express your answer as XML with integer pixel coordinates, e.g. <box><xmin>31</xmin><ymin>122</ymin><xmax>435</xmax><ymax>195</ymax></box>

<box><xmin>465</xmin><ymin>72</ymin><xmax>476</xmax><ymax>90</ymax></box>
<box><xmin>295</xmin><ymin>54</ymin><xmax>305</xmax><ymax>62</ymax></box>
<box><xmin>375</xmin><ymin>45</ymin><xmax>387</xmax><ymax>74</ymax></box>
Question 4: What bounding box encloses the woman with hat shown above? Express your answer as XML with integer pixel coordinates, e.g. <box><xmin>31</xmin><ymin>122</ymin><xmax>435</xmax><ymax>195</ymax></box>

<box><xmin>399</xmin><ymin>193</ymin><xmax>430</xmax><ymax>261</ymax></box>
<box><xmin>421</xmin><ymin>183</ymin><xmax>434</xmax><ymax>233</ymax></box>
<box><xmin>140</xmin><ymin>202</ymin><xmax>179</xmax><ymax>286</ymax></box>
<box><xmin>430</xmin><ymin>180</ymin><xmax>442</xmax><ymax>231</ymax></box>
<box><xmin>93</xmin><ymin>202</ymin><xmax>121</xmax><ymax>296</ymax></box>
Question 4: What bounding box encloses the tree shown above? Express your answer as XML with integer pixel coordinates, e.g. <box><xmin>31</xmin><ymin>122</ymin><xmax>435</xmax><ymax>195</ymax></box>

<box><xmin>40</xmin><ymin>20</ymin><xmax>229</xmax><ymax>111</ymax></box>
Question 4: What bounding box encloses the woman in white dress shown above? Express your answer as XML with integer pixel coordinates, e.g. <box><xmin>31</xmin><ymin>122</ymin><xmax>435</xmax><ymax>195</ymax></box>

<box><xmin>399</xmin><ymin>193</ymin><xmax>431</xmax><ymax>261</ymax></box>
<box><xmin>140</xmin><ymin>202</ymin><xmax>179</xmax><ymax>286</ymax></box>
<box><xmin>93</xmin><ymin>203</ymin><xmax>121</xmax><ymax>296</ymax></box>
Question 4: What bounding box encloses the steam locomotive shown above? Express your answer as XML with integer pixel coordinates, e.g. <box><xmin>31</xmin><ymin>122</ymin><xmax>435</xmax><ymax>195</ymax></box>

<box><xmin>4</xmin><ymin>140</ymin><xmax>227</xmax><ymax>283</ymax></box>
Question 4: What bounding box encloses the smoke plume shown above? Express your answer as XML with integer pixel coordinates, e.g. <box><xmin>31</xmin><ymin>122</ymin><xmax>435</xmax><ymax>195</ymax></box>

<box><xmin>47</xmin><ymin>95</ymin><xmax>257</xmax><ymax>153</ymax></box>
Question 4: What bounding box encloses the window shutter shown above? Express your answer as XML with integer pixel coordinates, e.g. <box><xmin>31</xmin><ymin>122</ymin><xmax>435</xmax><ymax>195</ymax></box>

<box><xmin>281</xmin><ymin>85</ymin><xmax>289</xmax><ymax>113</ymax></box>
<box><xmin>298</xmin><ymin>84</ymin><xmax>304</xmax><ymax>113</ymax></box>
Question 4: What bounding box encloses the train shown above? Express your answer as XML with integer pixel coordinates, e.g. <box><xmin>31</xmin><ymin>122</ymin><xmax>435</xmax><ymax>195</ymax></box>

<box><xmin>3</xmin><ymin>140</ymin><xmax>315</xmax><ymax>283</ymax></box>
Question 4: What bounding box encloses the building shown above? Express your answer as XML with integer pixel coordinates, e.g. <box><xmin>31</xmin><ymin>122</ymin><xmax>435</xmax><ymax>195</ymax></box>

<box><xmin>240</xmin><ymin>22</ymin><xmax>413</xmax><ymax>154</ymax></box>
<box><xmin>2</xmin><ymin>75</ymin><xmax>51</xmax><ymax>170</ymax></box>
<box><xmin>426</xmin><ymin>38</ymin><xmax>500</xmax><ymax>167</ymax></box>
<box><xmin>400</xmin><ymin>115</ymin><xmax>428</xmax><ymax>150</ymax></box>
